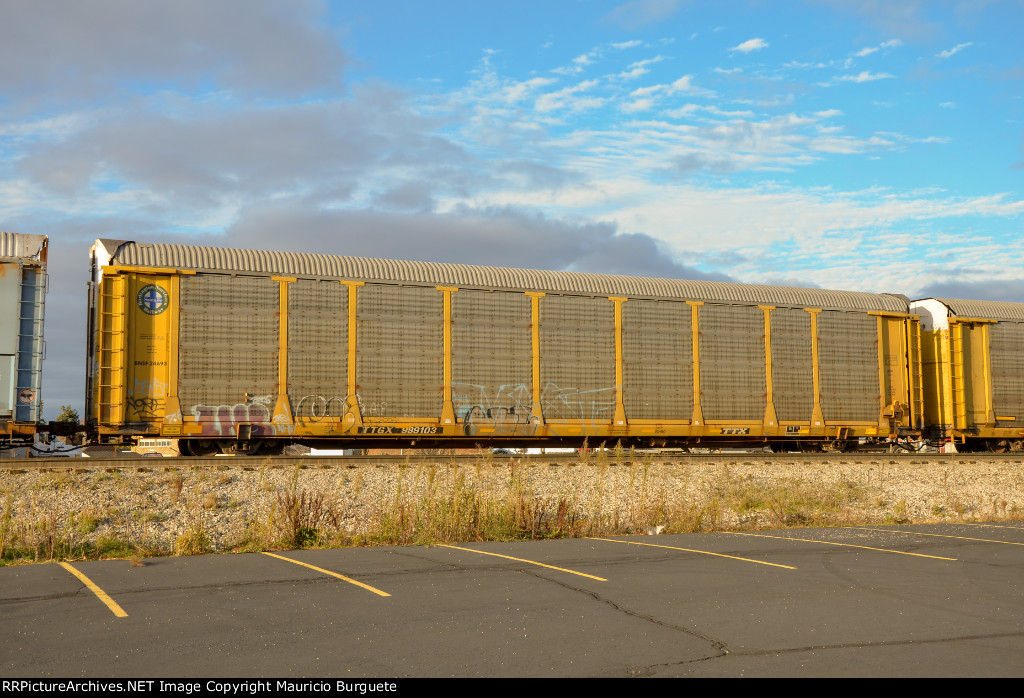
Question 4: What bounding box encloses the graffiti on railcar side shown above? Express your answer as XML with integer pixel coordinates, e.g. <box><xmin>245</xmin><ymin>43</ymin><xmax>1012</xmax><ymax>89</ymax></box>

<box><xmin>358</xmin><ymin>400</ymin><xmax>391</xmax><ymax>417</ymax></box>
<box><xmin>126</xmin><ymin>376</ymin><xmax>168</xmax><ymax>421</ymax></box>
<box><xmin>453</xmin><ymin>382</ymin><xmax>537</xmax><ymax>436</ymax></box>
<box><xmin>291</xmin><ymin>393</ymin><xmax>365</xmax><ymax>431</ymax></box>
<box><xmin>190</xmin><ymin>397</ymin><xmax>273</xmax><ymax>437</ymax></box>
<box><xmin>538</xmin><ymin>383</ymin><xmax>617</xmax><ymax>421</ymax></box>
<box><xmin>293</xmin><ymin>394</ymin><xmax>348</xmax><ymax>420</ymax></box>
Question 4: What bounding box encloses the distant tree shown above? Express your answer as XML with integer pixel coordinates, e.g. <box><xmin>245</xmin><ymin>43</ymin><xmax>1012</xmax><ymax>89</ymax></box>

<box><xmin>56</xmin><ymin>405</ymin><xmax>80</xmax><ymax>424</ymax></box>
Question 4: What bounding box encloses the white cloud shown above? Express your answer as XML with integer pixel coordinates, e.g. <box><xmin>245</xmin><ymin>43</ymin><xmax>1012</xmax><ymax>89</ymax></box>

<box><xmin>937</xmin><ymin>42</ymin><xmax>973</xmax><ymax>59</ymax></box>
<box><xmin>665</xmin><ymin>104</ymin><xmax>755</xmax><ymax>119</ymax></box>
<box><xmin>553</xmin><ymin>50</ymin><xmax>601</xmax><ymax>75</ymax></box>
<box><xmin>836</xmin><ymin>71</ymin><xmax>895</xmax><ymax>83</ymax></box>
<box><xmin>669</xmin><ymin>76</ymin><xmax>697</xmax><ymax>92</ymax></box>
<box><xmin>874</xmin><ymin>132</ymin><xmax>951</xmax><ymax>145</ymax></box>
<box><xmin>730</xmin><ymin>38</ymin><xmax>769</xmax><ymax>53</ymax></box>
<box><xmin>855</xmin><ymin>47</ymin><xmax>878</xmax><ymax>57</ymax></box>
<box><xmin>621</xmin><ymin>97</ymin><xmax>655</xmax><ymax>113</ymax></box>
<box><xmin>500</xmin><ymin>77</ymin><xmax>558</xmax><ymax>104</ymax></box>
<box><xmin>0</xmin><ymin>112</ymin><xmax>90</xmax><ymax>142</ymax></box>
<box><xmin>664</xmin><ymin>104</ymin><xmax>701</xmax><ymax>118</ymax></box>
<box><xmin>535</xmin><ymin>80</ymin><xmax>605</xmax><ymax>112</ymax></box>
<box><xmin>784</xmin><ymin>60</ymin><xmax>835</xmax><ymax>70</ymax></box>
<box><xmin>611</xmin><ymin>56</ymin><xmax>667</xmax><ymax>81</ymax></box>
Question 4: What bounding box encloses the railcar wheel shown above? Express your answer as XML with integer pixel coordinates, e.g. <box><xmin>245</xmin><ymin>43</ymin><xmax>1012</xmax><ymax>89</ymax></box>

<box><xmin>798</xmin><ymin>441</ymin><xmax>822</xmax><ymax>453</ymax></box>
<box><xmin>181</xmin><ymin>439</ymin><xmax>221</xmax><ymax>457</ymax></box>
<box><xmin>987</xmin><ymin>439</ymin><xmax>1010</xmax><ymax>453</ymax></box>
<box><xmin>988</xmin><ymin>439</ymin><xmax>1024</xmax><ymax>453</ymax></box>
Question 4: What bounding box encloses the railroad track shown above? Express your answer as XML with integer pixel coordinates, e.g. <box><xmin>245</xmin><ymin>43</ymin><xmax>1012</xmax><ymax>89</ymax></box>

<box><xmin>4</xmin><ymin>451</ymin><xmax>1024</xmax><ymax>471</ymax></box>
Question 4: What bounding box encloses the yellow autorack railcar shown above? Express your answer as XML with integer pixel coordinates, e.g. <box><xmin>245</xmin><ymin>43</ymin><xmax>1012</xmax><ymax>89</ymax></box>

<box><xmin>87</xmin><ymin>238</ymin><xmax>925</xmax><ymax>455</ymax></box>
<box><xmin>911</xmin><ymin>298</ymin><xmax>1024</xmax><ymax>451</ymax></box>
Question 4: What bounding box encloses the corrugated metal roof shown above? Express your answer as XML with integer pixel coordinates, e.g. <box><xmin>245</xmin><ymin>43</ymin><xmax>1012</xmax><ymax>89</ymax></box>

<box><xmin>103</xmin><ymin>239</ymin><xmax>909</xmax><ymax>312</ymax></box>
<box><xmin>0</xmin><ymin>232</ymin><xmax>47</xmax><ymax>262</ymax></box>
<box><xmin>932</xmin><ymin>298</ymin><xmax>1024</xmax><ymax>322</ymax></box>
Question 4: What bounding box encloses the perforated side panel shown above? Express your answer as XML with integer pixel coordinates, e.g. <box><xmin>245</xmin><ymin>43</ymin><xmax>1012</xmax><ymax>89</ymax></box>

<box><xmin>622</xmin><ymin>300</ymin><xmax>692</xmax><ymax>420</ymax></box>
<box><xmin>539</xmin><ymin>295</ymin><xmax>616</xmax><ymax>421</ymax></box>
<box><xmin>818</xmin><ymin>312</ymin><xmax>879</xmax><ymax>421</ymax></box>
<box><xmin>178</xmin><ymin>275</ymin><xmax>279</xmax><ymax>413</ymax></box>
<box><xmin>990</xmin><ymin>321</ymin><xmax>1024</xmax><ymax>426</ymax></box>
<box><xmin>288</xmin><ymin>280</ymin><xmax>348</xmax><ymax>418</ymax></box>
<box><xmin>771</xmin><ymin>309</ymin><xmax>813</xmax><ymax>421</ymax></box>
<box><xmin>356</xmin><ymin>284</ymin><xmax>442</xmax><ymax>418</ymax></box>
<box><xmin>698</xmin><ymin>305</ymin><xmax>766</xmax><ymax>421</ymax></box>
<box><xmin>451</xmin><ymin>290</ymin><xmax>533</xmax><ymax>422</ymax></box>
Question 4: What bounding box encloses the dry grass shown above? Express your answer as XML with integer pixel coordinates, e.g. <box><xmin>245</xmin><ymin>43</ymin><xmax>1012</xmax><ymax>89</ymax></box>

<box><xmin>2</xmin><ymin>451</ymin><xmax>1024</xmax><ymax>565</ymax></box>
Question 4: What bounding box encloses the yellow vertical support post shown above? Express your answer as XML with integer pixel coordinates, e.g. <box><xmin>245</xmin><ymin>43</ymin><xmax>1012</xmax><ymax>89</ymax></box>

<box><xmin>761</xmin><ymin>306</ymin><xmax>778</xmax><ymax>431</ymax></box>
<box><xmin>610</xmin><ymin>297</ymin><xmax>627</xmax><ymax>427</ymax></box>
<box><xmin>981</xmin><ymin>323</ymin><xmax>995</xmax><ymax>427</ymax></box>
<box><xmin>271</xmin><ymin>277</ymin><xmax>295</xmax><ymax>430</ymax></box>
<box><xmin>911</xmin><ymin>318</ymin><xmax>925</xmax><ymax>430</ymax></box>
<box><xmin>526</xmin><ymin>292</ymin><xmax>545</xmax><ymax>424</ymax></box>
<box><xmin>876</xmin><ymin>315</ymin><xmax>892</xmax><ymax>434</ymax></box>
<box><xmin>688</xmin><ymin>301</ymin><xmax>704</xmax><ymax>427</ymax></box>
<box><xmin>341</xmin><ymin>281</ymin><xmax>364</xmax><ymax>428</ymax></box>
<box><xmin>950</xmin><ymin>322</ymin><xmax>966</xmax><ymax>430</ymax></box>
<box><xmin>807</xmin><ymin>309</ymin><xmax>824</xmax><ymax>431</ymax></box>
<box><xmin>876</xmin><ymin>315</ymin><xmax>886</xmax><ymax>413</ymax></box>
<box><xmin>162</xmin><ymin>274</ymin><xmax>183</xmax><ymax>431</ymax></box>
<box><xmin>905</xmin><ymin>317</ymin><xmax>921</xmax><ymax>427</ymax></box>
<box><xmin>438</xmin><ymin>286</ymin><xmax>458</xmax><ymax>426</ymax></box>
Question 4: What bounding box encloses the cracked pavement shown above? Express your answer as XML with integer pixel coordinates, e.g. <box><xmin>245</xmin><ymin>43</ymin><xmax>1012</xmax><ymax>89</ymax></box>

<box><xmin>4</xmin><ymin>525</ymin><xmax>1024</xmax><ymax>677</ymax></box>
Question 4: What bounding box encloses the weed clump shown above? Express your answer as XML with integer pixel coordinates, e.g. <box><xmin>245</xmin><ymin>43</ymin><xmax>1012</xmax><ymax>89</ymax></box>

<box><xmin>275</xmin><ymin>488</ymin><xmax>339</xmax><ymax>547</ymax></box>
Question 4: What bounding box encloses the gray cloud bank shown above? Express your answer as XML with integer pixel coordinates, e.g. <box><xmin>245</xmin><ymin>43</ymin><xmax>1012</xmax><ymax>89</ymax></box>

<box><xmin>0</xmin><ymin>0</ymin><xmax>345</xmax><ymax>109</ymax></box>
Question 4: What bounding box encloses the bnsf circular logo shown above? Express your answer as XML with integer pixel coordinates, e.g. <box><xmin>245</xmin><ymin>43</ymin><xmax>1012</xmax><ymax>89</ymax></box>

<box><xmin>137</xmin><ymin>284</ymin><xmax>169</xmax><ymax>315</ymax></box>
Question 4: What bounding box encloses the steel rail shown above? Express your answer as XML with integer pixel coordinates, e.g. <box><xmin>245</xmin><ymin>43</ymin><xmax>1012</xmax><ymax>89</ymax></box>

<box><xmin>3</xmin><ymin>451</ymin><xmax>1024</xmax><ymax>472</ymax></box>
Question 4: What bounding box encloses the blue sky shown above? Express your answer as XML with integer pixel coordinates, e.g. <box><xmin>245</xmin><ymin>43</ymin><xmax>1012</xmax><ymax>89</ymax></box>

<box><xmin>1</xmin><ymin>0</ymin><xmax>1022</xmax><ymax>415</ymax></box>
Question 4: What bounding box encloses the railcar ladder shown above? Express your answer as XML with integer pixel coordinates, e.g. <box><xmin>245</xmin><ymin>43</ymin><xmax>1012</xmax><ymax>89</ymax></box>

<box><xmin>96</xmin><ymin>275</ymin><xmax>126</xmax><ymax>425</ymax></box>
<box><xmin>908</xmin><ymin>319</ymin><xmax>925</xmax><ymax>430</ymax></box>
<box><xmin>950</xmin><ymin>324</ymin><xmax>967</xmax><ymax>430</ymax></box>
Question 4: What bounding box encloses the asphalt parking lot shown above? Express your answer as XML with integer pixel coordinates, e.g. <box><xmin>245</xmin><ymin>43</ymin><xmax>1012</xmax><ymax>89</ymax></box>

<box><xmin>4</xmin><ymin>522</ymin><xmax>1024</xmax><ymax>677</ymax></box>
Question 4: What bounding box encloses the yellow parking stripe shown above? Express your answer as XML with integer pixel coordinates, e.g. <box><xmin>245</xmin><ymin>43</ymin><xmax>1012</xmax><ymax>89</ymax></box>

<box><xmin>261</xmin><ymin>552</ymin><xmax>391</xmax><ymax>597</ymax></box>
<box><xmin>959</xmin><ymin>522</ymin><xmax>1024</xmax><ymax>532</ymax></box>
<box><xmin>587</xmin><ymin>537</ymin><xmax>796</xmax><ymax>569</ymax></box>
<box><xmin>852</xmin><ymin>526</ymin><xmax>1024</xmax><ymax>547</ymax></box>
<box><xmin>59</xmin><ymin>562</ymin><xmax>128</xmax><ymax>618</ymax></box>
<box><xmin>724</xmin><ymin>531</ymin><xmax>958</xmax><ymax>560</ymax></box>
<box><xmin>439</xmin><ymin>544</ymin><xmax>607</xmax><ymax>581</ymax></box>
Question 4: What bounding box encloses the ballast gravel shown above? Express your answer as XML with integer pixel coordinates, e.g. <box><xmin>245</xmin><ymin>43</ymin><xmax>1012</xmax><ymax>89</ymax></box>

<box><xmin>2</xmin><ymin>454</ymin><xmax>1024</xmax><ymax>558</ymax></box>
